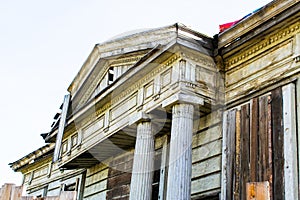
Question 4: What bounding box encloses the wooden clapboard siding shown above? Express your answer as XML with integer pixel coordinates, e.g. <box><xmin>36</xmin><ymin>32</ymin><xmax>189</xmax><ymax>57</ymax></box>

<box><xmin>191</xmin><ymin>111</ymin><xmax>223</xmax><ymax>199</ymax></box>
<box><xmin>106</xmin><ymin>152</ymin><xmax>133</xmax><ymax>200</ymax></box>
<box><xmin>83</xmin><ymin>163</ymin><xmax>108</xmax><ymax>200</ymax></box>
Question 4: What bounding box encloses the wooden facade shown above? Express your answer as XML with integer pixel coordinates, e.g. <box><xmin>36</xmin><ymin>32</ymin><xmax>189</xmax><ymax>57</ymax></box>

<box><xmin>10</xmin><ymin>0</ymin><xmax>300</xmax><ymax>199</ymax></box>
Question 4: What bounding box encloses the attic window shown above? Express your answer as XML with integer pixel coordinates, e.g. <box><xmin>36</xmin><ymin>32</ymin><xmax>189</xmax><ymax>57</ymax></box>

<box><xmin>108</xmin><ymin>67</ymin><xmax>114</xmax><ymax>85</ymax></box>
<box><xmin>64</xmin><ymin>183</ymin><xmax>76</xmax><ymax>191</ymax></box>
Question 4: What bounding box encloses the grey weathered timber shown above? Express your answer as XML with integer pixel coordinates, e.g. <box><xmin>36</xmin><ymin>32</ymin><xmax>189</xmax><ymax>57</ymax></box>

<box><xmin>240</xmin><ymin>104</ymin><xmax>250</xmax><ymax>200</ymax></box>
<box><xmin>250</xmin><ymin>98</ymin><xmax>258</xmax><ymax>182</ymax></box>
<box><xmin>282</xmin><ymin>83</ymin><xmax>299</xmax><ymax>200</ymax></box>
<box><xmin>166</xmin><ymin>104</ymin><xmax>194</xmax><ymax>200</ymax></box>
<box><xmin>297</xmin><ymin>78</ymin><xmax>300</xmax><ymax>197</ymax></box>
<box><xmin>129</xmin><ymin>121</ymin><xmax>154</xmax><ymax>200</ymax></box>
<box><xmin>158</xmin><ymin>136</ymin><xmax>169</xmax><ymax>200</ymax></box>
<box><xmin>225</xmin><ymin>109</ymin><xmax>236</xmax><ymax>200</ymax></box>
<box><xmin>221</xmin><ymin>111</ymin><xmax>228</xmax><ymax>200</ymax></box>
<box><xmin>271</xmin><ymin>87</ymin><xmax>284</xmax><ymax>200</ymax></box>
<box><xmin>233</xmin><ymin>109</ymin><xmax>241</xmax><ymax>200</ymax></box>
<box><xmin>53</xmin><ymin>94</ymin><xmax>70</xmax><ymax>162</ymax></box>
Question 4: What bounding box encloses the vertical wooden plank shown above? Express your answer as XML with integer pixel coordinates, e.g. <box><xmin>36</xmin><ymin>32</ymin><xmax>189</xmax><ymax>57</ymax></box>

<box><xmin>226</xmin><ymin>109</ymin><xmax>236</xmax><ymax>200</ymax></box>
<box><xmin>0</xmin><ymin>184</ymin><xmax>13</xmax><ymax>200</ymax></box>
<box><xmin>59</xmin><ymin>191</ymin><xmax>77</xmax><ymax>200</ymax></box>
<box><xmin>53</xmin><ymin>94</ymin><xmax>70</xmax><ymax>162</ymax></box>
<box><xmin>258</xmin><ymin>95</ymin><xmax>268</xmax><ymax>182</ymax></box>
<box><xmin>246</xmin><ymin>182</ymin><xmax>270</xmax><ymax>200</ymax></box>
<box><xmin>267</xmin><ymin>95</ymin><xmax>273</xmax><ymax>200</ymax></box>
<box><xmin>282</xmin><ymin>83</ymin><xmax>299</xmax><ymax>200</ymax></box>
<box><xmin>296</xmin><ymin>78</ymin><xmax>300</xmax><ymax>197</ymax></box>
<box><xmin>234</xmin><ymin>109</ymin><xmax>241</xmax><ymax>200</ymax></box>
<box><xmin>158</xmin><ymin>136</ymin><xmax>169</xmax><ymax>200</ymax></box>
<box><xmin>240</xmin><ymin>104</ymin><xmax>250</xmax><ymax>200</ymax></box>
<box><xmin>11</xmin><ymin>185</ymin><xmax>23</xmax><ymax>200</ymax></box>
<box><xmin>250</xmin><ymin>98</ymin><xmax>259</xmax><ymax>182</ymax></box>
<box><xmin>271</xmin><ymin>87</ymin><xmax>284</xmax><ymax>200</ymax></box>
<box><xmin>221</xmin><ymin>111</ymin><xmax>228</xmax><ymax>200</ymax></box>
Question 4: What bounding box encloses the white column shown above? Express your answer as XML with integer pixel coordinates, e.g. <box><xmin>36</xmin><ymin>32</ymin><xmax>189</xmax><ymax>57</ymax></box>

<box><xmin>129</xmin><ymin>121</ymin><xmax>154</xmax><ymax>200</ymax></box>
<box><xmin>282</xmin><ymin>83</ymin><xmax>299</xmax><ymax>200</ymax></box>
<box><xmin>166</xmin><ymin>103</ymin><xmax>194</xmax><ymax>200</ymax></box>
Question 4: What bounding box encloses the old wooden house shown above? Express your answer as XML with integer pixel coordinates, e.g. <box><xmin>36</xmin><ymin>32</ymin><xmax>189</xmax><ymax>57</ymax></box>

<box><xmin>10</xmin><ymin>0</ymin><xmax>300</xmax><ymax>199</ymax></box>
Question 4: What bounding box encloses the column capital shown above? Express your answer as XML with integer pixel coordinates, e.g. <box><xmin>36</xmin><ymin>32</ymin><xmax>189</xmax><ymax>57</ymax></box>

<box><xmin>129</xmin><ymin>111</ymin><xmax>150</xmax><ymax>126</ymax></box>
<box><xmin>162</xmin><ymin>92</ymin><xmax>204</xmax><ymax>109</ymax></box>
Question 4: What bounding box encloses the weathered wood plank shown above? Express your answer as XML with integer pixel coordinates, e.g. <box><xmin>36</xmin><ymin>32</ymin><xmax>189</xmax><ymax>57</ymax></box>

<box><xmin>53</xmin><ymin>94</ymin><xmax>70</xmax><ymax>162</ymax></box>
<box><xmin>240</xmin><ymin>104</ymin><xmax>250</xmax><ymax>200</ymax></box>
<box><xmin>158</xmin><ymin>136</ymin><xmax>168</xmax><ymax>200</ymax></box>
<box><xmin>59</xmin><ymin>191</ymin><xmax>77</xmax><ymax>200</ymax></box>
<box><xmin>246</xmin><ymin>181</ymin><xmax>270</xmax><ymax>200</ymax></box>
<box><xmin>267</xmin><ymin>95</ymin><xmax>273</xmax><ymax>200</ymax></box>
<box><xmin>191</xmin><ymin>173</ymin><xmax>221</xmax><ymax>195</ymax></box>
<box><xmin>234</xmin><ymin>109</ymin><xmax>241</xmax><ymax>200</ymax></box>
<box><xmin>85</xmin><ymin>168</ymin><xmax>108</xmax><ymax>187</ymax></box>
<box><xmin>106</xmin><ymin>153</ymin><xmax>133</xmax><ymax>200</ymax></box>
<box><xmin>297</xmin><ymin>77</ymin><xmax>300</xmax><ymax>197</ymax></box>
<box><xmin>192</xmin><ymin>156</ymin><xmax>221</xmax><ymax>179</ymax></box>
<box><xmin>250</xmin><ymin>98</ymin><xmax>258</xmax><ymax>182</ymax></box>
<box><xmin>0</xmin><ymin>184</ymin><xmax>13</xmax><ymax>200</ymax></box>
<box><xmin>86</xmin><ymin>163</ymin><xmax>108</xmax><ymax>177</ymax></box>
<box><xmin>192</xmin><ymin>139</ymin><xmax>222</xmax><ymax>163</ymax></box>
<box><xmin>271</xmin><ymin>87</ymin><xmax>284</xmax><ymax>200</ymax></box>
<box><xmin>197</xmin><ymin>111</ymin><xmax>222</xmax><ymax>131</ymax></box>
<box><xmin>192</xmin><ymin>125</ymin><xmax>222</xmax><ymax>148</ymax></box>
<box><xmin>84</xmin><ymin>179</ymin><xmax>107</xmax><ymax>197</ymax></box>
<box><xmin>11</xmin><ymin>185</ymin><xmax>23</xmax><ymax>200</ymax></box>
<box><xmin>221</xmin><ymin>110</ymin><xmax>228</xmax><ymax>200</ymax></box>
<box><xmin>282</xmin><ymin>83</ymin><xmax>299</xmax><ymax>200</ymax></box>
<box><xmin>258</xmin><ymin>95</ymin><xmax>268</xmax><ymax>182</ymax></box>
<box><xmin>83</xmin><ymin>191</ymin><xmax>106</xmax><ymax>200</ymax></box>
<box><xmin>226</xmin><ymin>109</ymin><xmax>236</xmax><ymax>200</ymax></box>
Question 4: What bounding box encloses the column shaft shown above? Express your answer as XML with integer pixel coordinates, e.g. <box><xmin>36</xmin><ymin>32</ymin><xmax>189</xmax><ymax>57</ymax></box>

<box><xmin>129</xmin><ymin>121</ymin><xmax>154</xmax><ymax>200</ymax></box>
<box><xmin>166</xmin><ymin>103</ymin><xmax>194</xmax><ymax>200</ymax></box>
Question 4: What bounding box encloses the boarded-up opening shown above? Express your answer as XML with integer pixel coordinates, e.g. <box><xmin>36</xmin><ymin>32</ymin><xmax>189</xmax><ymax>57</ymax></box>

<box><xmin>223</xmin><ymin>87</ymin><xmax>285</xmax><ymax>200</ymax></box>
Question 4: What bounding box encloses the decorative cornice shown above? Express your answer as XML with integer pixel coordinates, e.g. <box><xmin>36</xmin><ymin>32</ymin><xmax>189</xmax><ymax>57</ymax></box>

<box><xmin>225</xmin><ymin>22</ymin><xmax>300</xmax><ymax>69</ymax></box>
<box><xmin>110</xmin><ymin>56</ymin><xmax>143</xmax><ymax>67</ymax></box>
<box><xmin>9</xmin><ymin>143</ymin><xmax>55</xmax><ymax>172</ymax></box>
<box><xmin>181</xmin><ymin>52</ymin><xmax>216</xmax><ymax>70</ymax></box>
<box><xmin>218</xmin><ymin>0</ymin><xmax>299</xmax><ymax>48</ymax></box>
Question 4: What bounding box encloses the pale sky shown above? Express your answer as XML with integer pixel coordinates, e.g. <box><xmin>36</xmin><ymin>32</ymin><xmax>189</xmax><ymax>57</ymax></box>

<box><xmin>0</xmin><ymin>0</ymin><xmax>272</xmax><ymax>186</ymax></box>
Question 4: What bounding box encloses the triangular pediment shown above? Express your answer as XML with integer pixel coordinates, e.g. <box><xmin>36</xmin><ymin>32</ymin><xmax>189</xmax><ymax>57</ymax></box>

<box><xmin>74</xmin><ymin>50</ymin><xmax>151</xmax><ymax>110</ymax></box>
<box><xmin>68</xmin><ymin>23</ymin><xmax>214</xmax><ymax>111</ymax></box>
